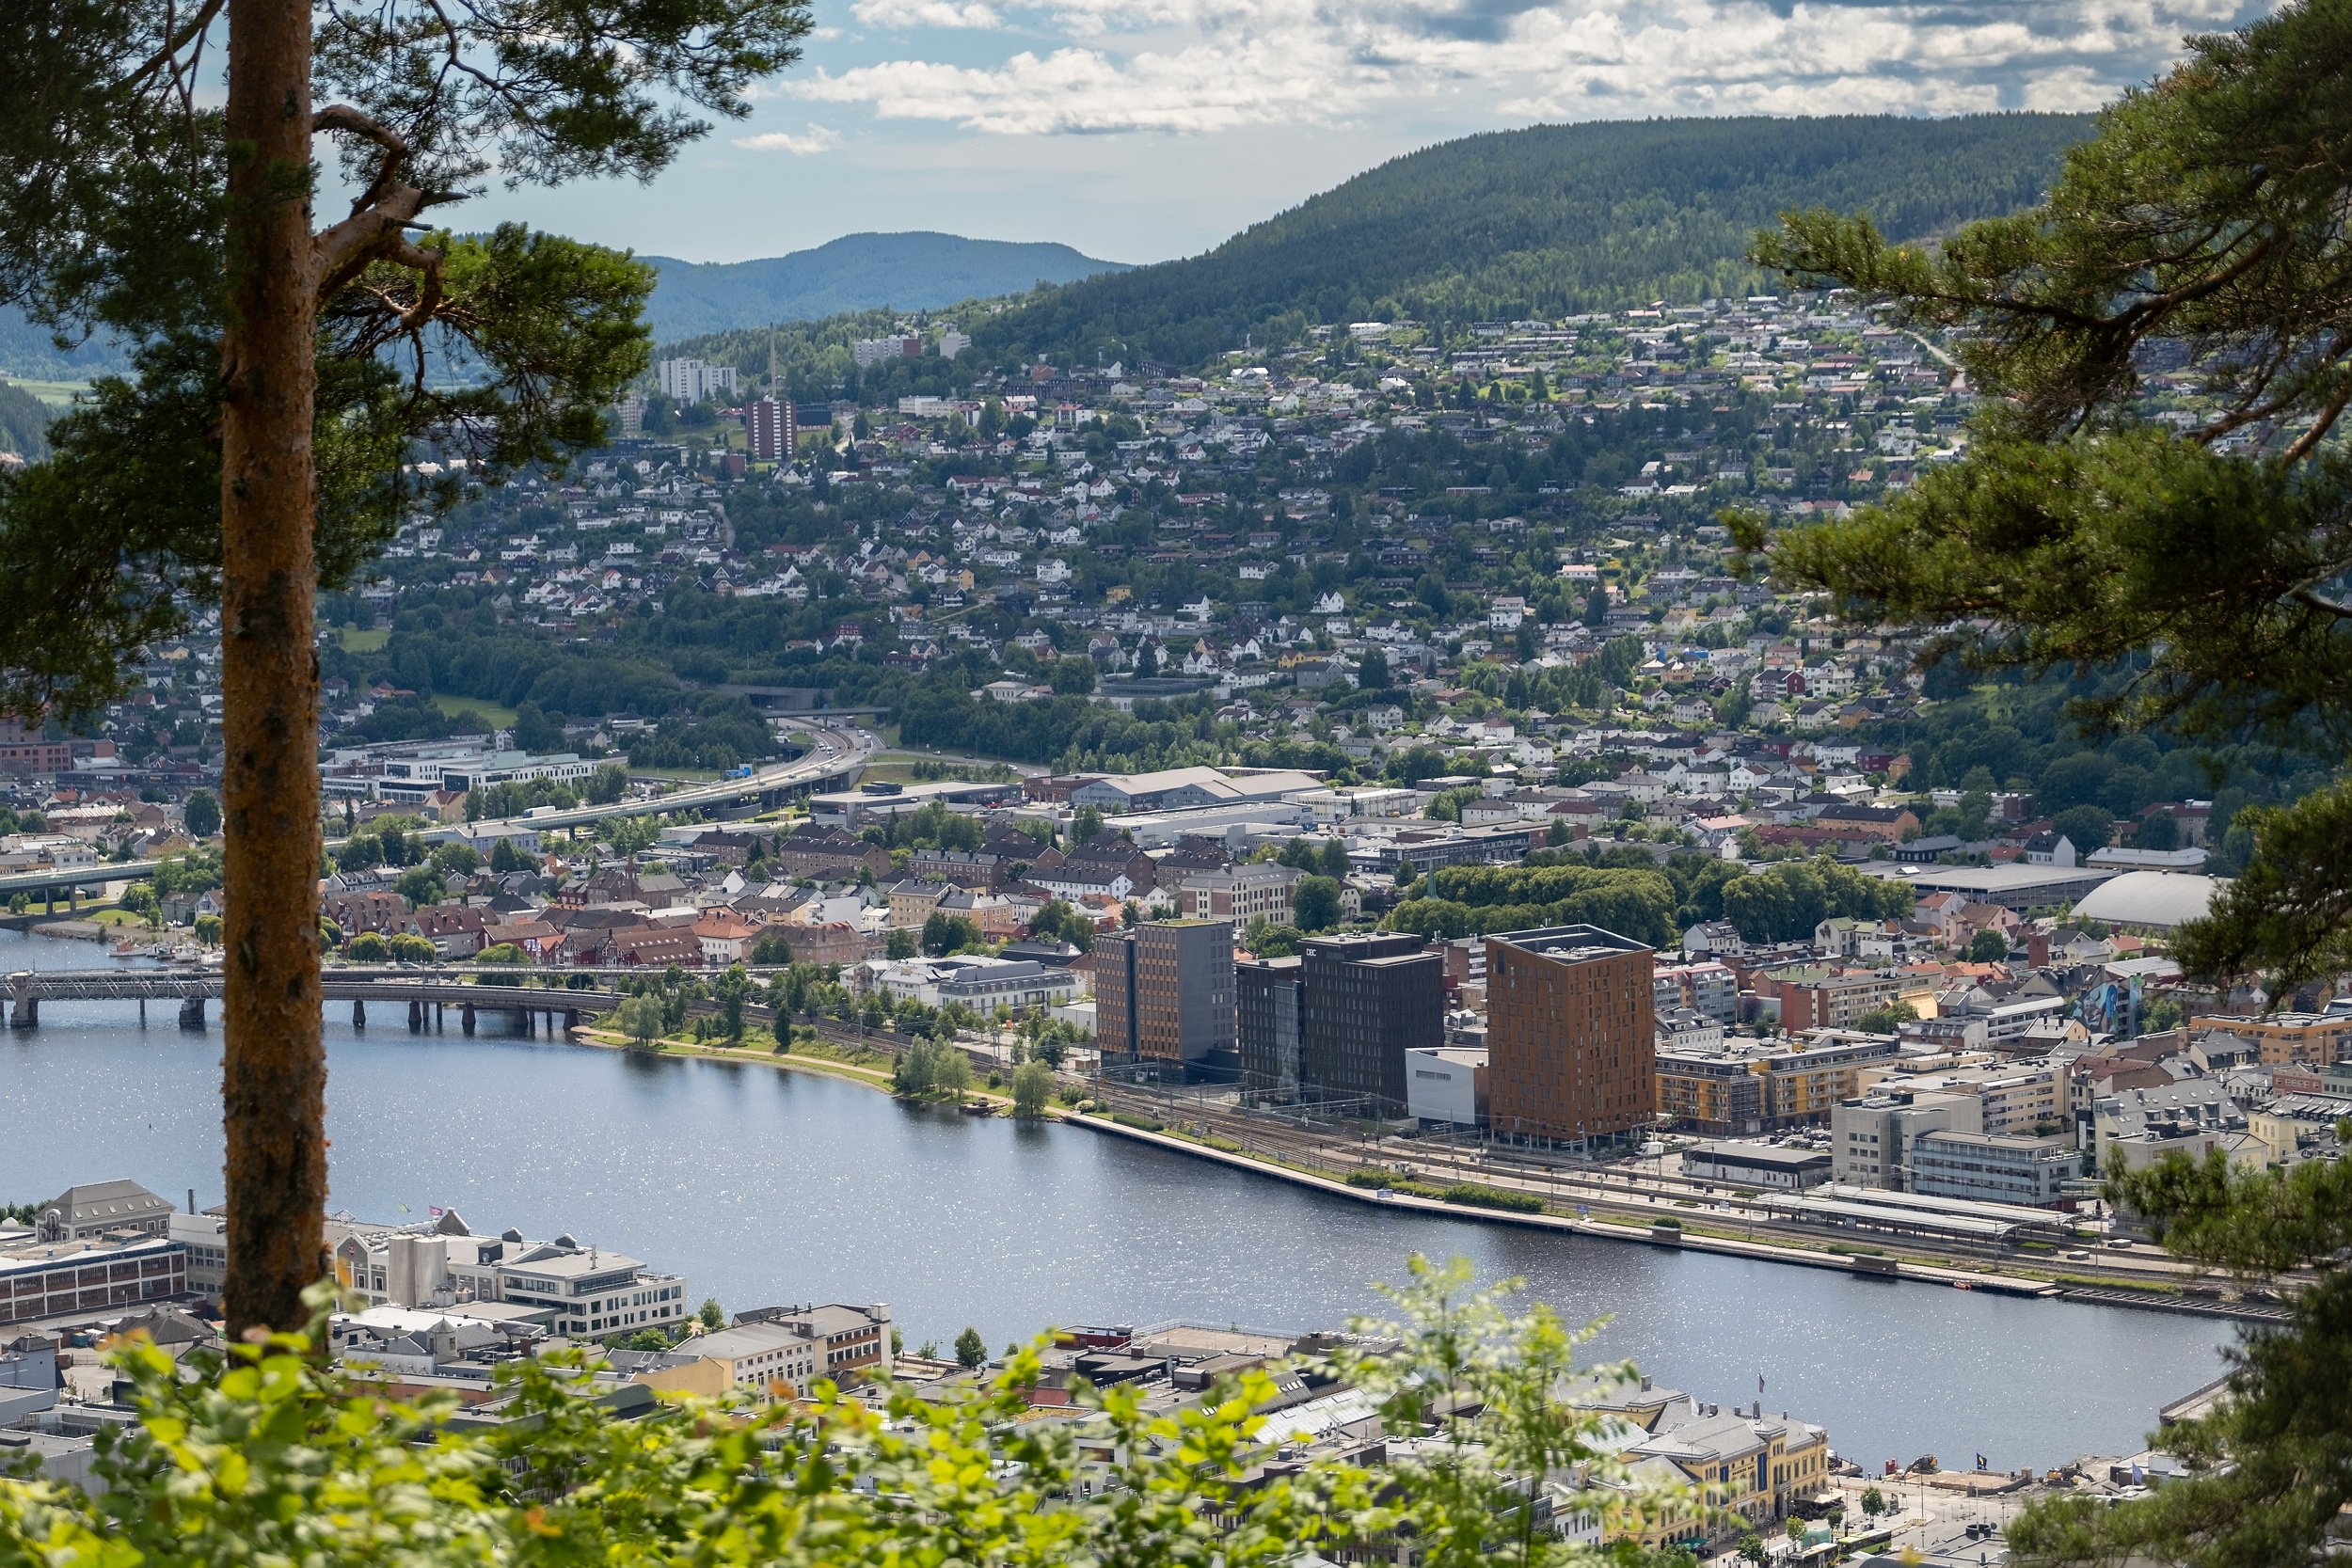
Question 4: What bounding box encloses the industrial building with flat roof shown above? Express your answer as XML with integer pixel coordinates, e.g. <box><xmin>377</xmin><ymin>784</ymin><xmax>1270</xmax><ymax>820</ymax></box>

<box><xmin>1866</xmin><ymin>862</ymin><xmax>2117</xmax><ymax>912</ymax></box>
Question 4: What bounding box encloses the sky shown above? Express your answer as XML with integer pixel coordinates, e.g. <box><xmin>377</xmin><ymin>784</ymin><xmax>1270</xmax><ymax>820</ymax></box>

<box><xmin>495</xmin><ymin>0</ymin><xmax>2266</xmax><ymax>268</ymax></box>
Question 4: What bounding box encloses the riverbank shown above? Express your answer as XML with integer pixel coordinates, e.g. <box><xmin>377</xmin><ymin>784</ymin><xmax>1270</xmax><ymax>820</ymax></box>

<box><xmin>570</xmin><ymin>1024</ymin><xmax>906</xmax><ymax>1096</ymax></box>
<box><xmin>1070</xmin><ymin>1110</ymin><xmax>2067</xmax><ymax>1300</ymax></box>
<box><xmin>549</xmin><ymin>1019</ymin><xmax>2266</xmax><ymax>1323</ymax></box>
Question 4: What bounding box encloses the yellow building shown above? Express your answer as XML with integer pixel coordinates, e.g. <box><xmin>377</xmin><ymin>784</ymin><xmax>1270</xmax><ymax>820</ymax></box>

<box><xmin>1576</xmin><ymin>1379</ymin><xmax>1832</xmax><ymax>1551</ymax></box>
<box><xmin>2196</xmin><ymin>1012</ymin><xmax>2352</xmax><ymax>1067</ymax></box>
<box><xmin>1654</xmin><ymin>1035</ymin><xmax>1901</xmax><ymax>1135</ymax></box>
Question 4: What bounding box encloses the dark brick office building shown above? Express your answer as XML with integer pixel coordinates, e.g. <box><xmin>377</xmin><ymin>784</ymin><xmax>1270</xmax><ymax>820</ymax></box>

<box><xmin>1239</xmin><ymin>933</ymin><xmax>1443</xmax><ymax>1113</ymax></box>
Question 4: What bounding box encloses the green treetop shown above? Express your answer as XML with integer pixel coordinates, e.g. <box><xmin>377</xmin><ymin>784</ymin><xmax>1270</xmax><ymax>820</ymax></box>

<box><xmin>1747</xmin><ymin>8</ymin><xmax>2352</xmax><ymax>1561</ymax></box>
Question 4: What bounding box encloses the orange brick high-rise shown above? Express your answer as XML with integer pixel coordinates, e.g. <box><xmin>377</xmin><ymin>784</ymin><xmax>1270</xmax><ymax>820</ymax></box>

<box><xmin>1485</xmin><ymin>926</ymin><xmax>1656</xmax><ymax>1146</ymax></box>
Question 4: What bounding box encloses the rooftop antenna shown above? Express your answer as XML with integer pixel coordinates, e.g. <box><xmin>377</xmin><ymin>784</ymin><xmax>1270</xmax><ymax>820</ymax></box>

<box><xmin>767</xmin><ymin>324</ymin><xmax>779</xmax><ymax>391</ymax></box>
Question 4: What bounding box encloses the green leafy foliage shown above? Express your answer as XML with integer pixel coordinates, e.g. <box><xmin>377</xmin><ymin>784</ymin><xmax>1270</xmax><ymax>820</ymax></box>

<box><xmin>0</xmin><ymin>1259</ymin><xmax>1665</xmax><ymax>1568</ymax></box>
<box><xmin>1293</xmin><ymin>875</ymin><xmax>1343</xmax><ymax>933</ymax></box>
<box><xmin>1009</xmin><ymin>1058</ymin><xmax>1055</xmax><ymax>1118</ymax></box>
<box><xmin>613</xmin><ymin>992</ymin><xmax>667</xmax><ymax>1047</ymax></box>
<box><xmin>1716</xmin><ymin>858</ymin><xmax>1915</xmax><ymax>944</ymax></box>
<box><xmin>1387</xmin><ymin>859</ymin><xmax>1680</xmax><ymax>945</ymax></box>
<box><xmin>1439</xmin><ymin>1183</ymin><xmax>1546</xmax><ymax>1214</ymax></box>
<box><xmin>1851</xmin><ymin>1003</ymin><xmax>1919</xmax><ymax>1035</ymax></box>
<box><xmin>922</xmin><ymin>911</ymin><xmax>985</xmax><ymax>957</ymax></box>
<box><xmin>892</xmin><ymin>1036</ymin><xmax>974</xmax><ymax>1098</ymax></box>
<box><xmin>624</xmin><ymin>695</ymin><xmax>776</xmax><ymax>771</ymax></box>
<box><xmin>1028</xmin><ymin>898</ymin><xmax>1096</xmax><ymax>952</ymax></box>
<box><xmin>1738</xmin><ymin>19</ymin><xmax>2352</xmax><ymax>1563</ymax></box>
<box><xmin>181</xmin><ymin>787</ymin><xmax>219</xmax><ymax>839</ymax></box>
<box><xmin>0</xmin><ymin>383</ymin><xmax>51</xmax><ymax>461</ymax></box>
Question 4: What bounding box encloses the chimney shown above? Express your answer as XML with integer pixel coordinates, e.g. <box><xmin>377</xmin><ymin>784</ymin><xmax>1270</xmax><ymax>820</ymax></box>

<box><xmin>187</xmin><ymin>1189</ymin><xmax>196</xmax><ymax>1215</ymax></box>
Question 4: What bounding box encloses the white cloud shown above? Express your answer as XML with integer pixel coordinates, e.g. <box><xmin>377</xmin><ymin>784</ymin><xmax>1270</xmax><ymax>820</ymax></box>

<box><xmin>733</xmin><ymin>123</ymin><xmax>845</xmax><ymax>153</ymax></box>
<box><xmin>852</xmin><ymin>0</ymin><xmax>1005</xmax><ymax>27</ymax></box>
<box><xmin>788</xmin><ymin>0</ymin><xmax>2255</xmax><ymax>135</ymax></box>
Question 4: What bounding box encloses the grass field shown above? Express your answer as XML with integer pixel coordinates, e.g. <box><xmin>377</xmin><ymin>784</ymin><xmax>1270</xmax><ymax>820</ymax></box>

<box><xmin>6</xmin><ymin>379</ymin><xmax>87</xmax><ymax>408</ymax></box>
<box><xmin>338</xmin><ymin>626</ymin><xmax>390</xmax><ymax>653</ymax></box>
<box><xmin>855</xmin><ymin>757</ymin><xmax>930</xmax><ymax>784</ymax></box>
<box><xmin>859</xmin><ymin>750</ymin><xmax>1025</xmax><ymax>785</ymax></box>
<box><xmin>433</xmin><ymin>694</ymin><xmax>517</xmax><ymax>729</ymax></box>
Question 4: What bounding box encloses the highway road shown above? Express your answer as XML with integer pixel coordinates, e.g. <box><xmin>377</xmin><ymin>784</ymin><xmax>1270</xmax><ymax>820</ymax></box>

<box><xmin>0</xmin><ymin>721</ymin><xmax>879</xmax><ymax>898</ymax></box>
<box><xmin>454</xmin><ymin>720</ymin><xmax>877</xmax><ymax>835</ymax></box>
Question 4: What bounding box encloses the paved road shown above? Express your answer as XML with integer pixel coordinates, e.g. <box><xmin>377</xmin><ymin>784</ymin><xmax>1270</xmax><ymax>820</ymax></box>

<box><xmin>0</xmin><ymin>723</ymin><xmax>878</xmax><ymax>897</ymax></box>
<box><xmin>454</xmin><ymin>721</ymin><xmax>877</xmax><ymax>835</ymax></box>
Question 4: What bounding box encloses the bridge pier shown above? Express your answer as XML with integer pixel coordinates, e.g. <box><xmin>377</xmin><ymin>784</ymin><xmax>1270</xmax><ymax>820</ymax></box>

<box><xmin>408</xmin><ymin>1000</ymin><xmax>422</xmax><ymax>1033</ymax></box>
<box><xmin>436</xmin><ymin>1002</ymin><xmax>445</xmax><ymax>1033</ymax></box>
<box><xmin>564</xmin><ymin>1008</ymin><xmax>580</xmax><ymax>1033</ymax></box>
<box><xmin>461</xmin><ymin>1003</ymin><xmax>476</xmax><ymax>1036</ymax></box>
<box><xmin>177</xmin><ymin>995</ymin><xmax>204</xmax><ymax>1031</ymax></box>
<box><xmin>352</xmin><ymin>999</ymin><xmax>366</xmax><ymax>1030</ymax></box>
<box><xmin>8</xmin><ymin>994</ymin><xmax>34</xmax><ymax>1030</ymax></box>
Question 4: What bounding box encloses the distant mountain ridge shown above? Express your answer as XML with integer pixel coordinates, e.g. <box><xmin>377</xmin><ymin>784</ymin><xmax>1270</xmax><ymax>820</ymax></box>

<box><xmin>642</xmin><ymin>231</ymin><xmax>1132</xmax><ymax>341</ymax></box>
<box><xmin>0</xmin><ymin>230</ymin><xmax>1134</xmax><ymax>378</ymax></box>
<box><xmin>977</xmin><ymin>114</ymin><xmax>2096</xmax><ymax>367</ymax></box>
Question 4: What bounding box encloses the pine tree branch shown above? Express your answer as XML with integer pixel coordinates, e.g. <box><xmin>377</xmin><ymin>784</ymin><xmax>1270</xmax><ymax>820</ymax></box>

<box><xmin>124</xmin><ymin>0</ymin><xmax>227</xmax><ymax>93</ymax></box>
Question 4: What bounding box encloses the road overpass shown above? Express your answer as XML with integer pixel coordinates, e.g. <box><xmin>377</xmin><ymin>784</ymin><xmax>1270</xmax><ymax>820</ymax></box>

<box><xmin>453</xmin><ymin>720</ymin><xmax>878</xmax><ymax>836</ymax></box>
<box><xmin>0</xmin><ymin>722</ymin><xmax>878</xmax><ymax>900</ymax></box>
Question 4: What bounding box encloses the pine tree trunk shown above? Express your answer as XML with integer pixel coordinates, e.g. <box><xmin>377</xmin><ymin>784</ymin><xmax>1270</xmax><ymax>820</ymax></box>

<box><xmin>219</xmin><ymin>0</ymin><xmax>326</xmax><ymax>1338</ymax></box>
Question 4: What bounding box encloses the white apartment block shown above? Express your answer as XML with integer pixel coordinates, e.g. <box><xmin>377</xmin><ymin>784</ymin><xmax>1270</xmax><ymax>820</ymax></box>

<box><xmin>852</xmin><ymin>335</ymin><xmax>921</xmax><ymax>369</ymax></box>
<box><xmin>327</xmin><ymin>1215</ymin><xmax>690</xmax><ymax>1339</ymax></box>
<box><xmin>658</xmin><ymin>357</ymin><xmax>739</xmax><ymax>404</ymax></box>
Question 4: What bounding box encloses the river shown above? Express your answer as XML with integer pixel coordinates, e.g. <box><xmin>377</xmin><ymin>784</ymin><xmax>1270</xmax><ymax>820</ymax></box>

<box><xmin>0</xmin><ymin>930</ymin><xmax>2229</xmax><ymax>1470</ymax></box>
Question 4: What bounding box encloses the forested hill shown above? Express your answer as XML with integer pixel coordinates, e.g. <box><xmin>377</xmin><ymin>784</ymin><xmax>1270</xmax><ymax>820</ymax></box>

<box><xmin>0</xmin><ymin>383</ymin><xmax>53</xmax><ymax>463</ymax></box>
<box><xmin>978</xmin><ymin>114</ymin><xmax>2092</xmax><ymax>367</ymax></box>
<box><xmin>644</xmin><ymin>231</ymin><xmax>1131</xmax><ymax>340</ymax></box>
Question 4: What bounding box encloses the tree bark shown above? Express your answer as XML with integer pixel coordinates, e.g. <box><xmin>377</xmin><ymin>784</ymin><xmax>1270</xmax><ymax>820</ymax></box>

<box><xmin>219</xmin><ymin>0</ymin><xmax>326</xmax><ymax>1338</ymax></box>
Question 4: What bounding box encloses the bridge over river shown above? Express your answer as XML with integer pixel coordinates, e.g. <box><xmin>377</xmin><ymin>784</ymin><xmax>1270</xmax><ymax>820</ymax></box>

<box><xmin>2</xmin><ymin>966</ymin><xmax>648</xmax><ymax>1034</ymax></box>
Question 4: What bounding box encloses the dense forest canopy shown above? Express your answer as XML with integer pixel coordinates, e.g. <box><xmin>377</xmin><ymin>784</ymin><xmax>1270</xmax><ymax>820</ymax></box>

<box><xmin>977</xmin><ymin>114</ymin><xmax>2092</xmax><ymax>367</ymax></box>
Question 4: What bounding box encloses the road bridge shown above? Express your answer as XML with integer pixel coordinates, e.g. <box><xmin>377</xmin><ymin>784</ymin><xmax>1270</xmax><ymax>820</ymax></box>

<box><xmin>4</xmin><ymin>968</ymin><xmax>630</xmax><ymax>1035</ymax></box>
